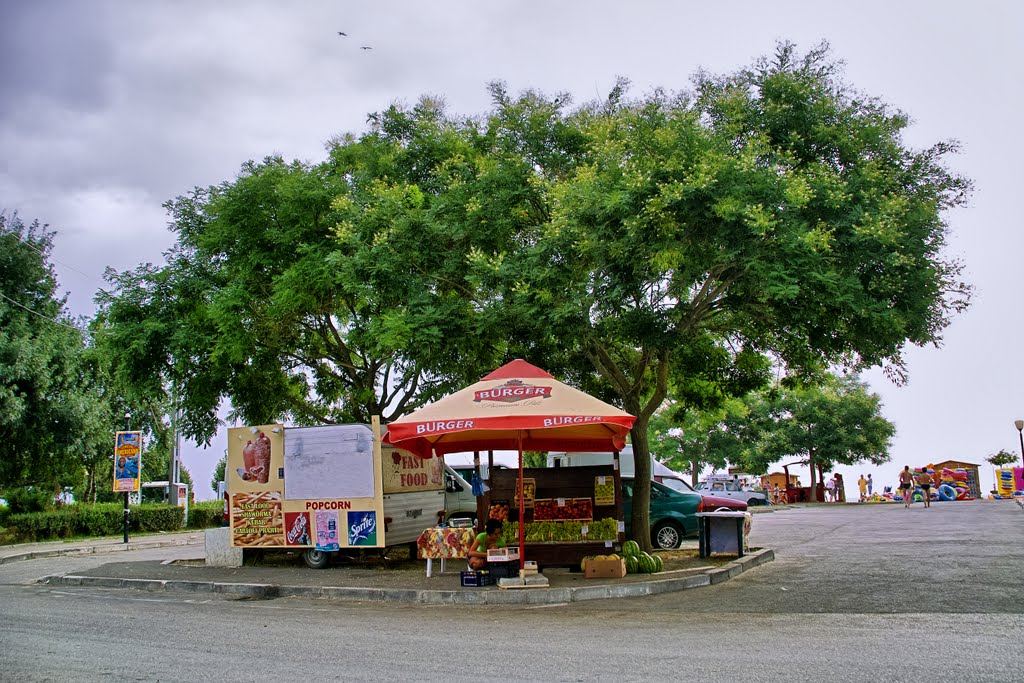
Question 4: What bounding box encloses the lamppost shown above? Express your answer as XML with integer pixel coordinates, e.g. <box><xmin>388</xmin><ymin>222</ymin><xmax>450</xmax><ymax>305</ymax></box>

<box><xmin>123</xmin><ymin>411</ymin><xmax>131</xmax><ymax>544</ymax></box>
<box><xmin>1015</xmin><ymin>419</ymin><xmax>1024</xmax><ymax>467</ymax></box>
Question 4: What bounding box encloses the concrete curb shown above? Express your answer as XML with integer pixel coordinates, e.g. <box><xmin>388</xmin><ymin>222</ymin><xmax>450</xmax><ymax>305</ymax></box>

<box><xmin>0</xmin><ymin>535</ymin><xmax>204</xmax><ymax>565</ymax></box>
<box><xmin>38</xmin><ymin>547</ymin><xmax>774</xmax><ymax>605</ymax></box>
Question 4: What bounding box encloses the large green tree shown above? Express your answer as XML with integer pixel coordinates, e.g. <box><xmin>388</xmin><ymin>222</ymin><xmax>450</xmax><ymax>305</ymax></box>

<box><xmin>496</xmin><ymin>43</ymin><xmax>969</xmax><ymax>548</ymax></box>
<box><xmin>96</xmin><ymin>43</ymin><xmax>971</xmax><ymax>553</ymax></box>
<box><xmin>98</xmin><ymin>98</ymin><xmax>545</xmax><ymax>444</ymax></box>
<box><xmin>735</xmin><ymin>375</ymin><xmax>895</xmax><ymax>490</ymax></box>
<box><xmin>0</xmin><ymin>214</ymin><xmax>107</xmax><ymax>493</ymax></box>
<box><xmin>651</xmin><ymin>398</ymin><xmax>747</xmax><ymax>487</ymax></box>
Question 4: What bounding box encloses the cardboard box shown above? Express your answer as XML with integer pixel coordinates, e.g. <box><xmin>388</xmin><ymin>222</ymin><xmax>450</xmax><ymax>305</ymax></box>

<box><xmin>584</xmin><ymin>557</ymin><xmax>626</xmax><ymax>579</ymax></box>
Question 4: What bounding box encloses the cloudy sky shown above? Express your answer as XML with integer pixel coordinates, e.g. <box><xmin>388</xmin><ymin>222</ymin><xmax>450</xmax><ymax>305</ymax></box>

<box><xmin>2</xmin><ymin>0</ymin><xmax>1022</xmax><ymax>500</ymax></box>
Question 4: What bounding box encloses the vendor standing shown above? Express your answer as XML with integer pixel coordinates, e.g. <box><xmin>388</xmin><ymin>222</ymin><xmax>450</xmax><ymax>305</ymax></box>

<box><xmin>468</xmin><ymin>519</ymin><xmax>503</xmax><ymax>570</ymax></box>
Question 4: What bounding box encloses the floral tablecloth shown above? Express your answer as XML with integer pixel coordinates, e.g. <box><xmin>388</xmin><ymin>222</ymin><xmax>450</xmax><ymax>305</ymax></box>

<box><xmin>416</xmin><ymin>526</ymin><xmax>476</xmax><ymax>560</ymax></box>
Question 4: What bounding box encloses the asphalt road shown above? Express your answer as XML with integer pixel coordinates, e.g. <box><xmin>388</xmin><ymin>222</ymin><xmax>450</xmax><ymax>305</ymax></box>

<box><xmin>1</xmin><ymin>501</ymin><xmax>1021</xmax><ymax>682</ymax></box>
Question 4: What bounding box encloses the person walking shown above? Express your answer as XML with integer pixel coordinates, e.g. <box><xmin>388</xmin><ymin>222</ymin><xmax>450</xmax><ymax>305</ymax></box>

<box><xmin>916</xmin><ymin>468</ymin><xmax>933</xmax><ymax>508</ymax></box>
<box><xmin>857</xmin><ymin>474</ymin><xmax>868</xmax><ymax>501</ymax></box>
<box><xmin>825</xmin><ymin>475</ymin><xmax>836</xmax><ymax>502</ymax></box>
<box><xmin>898</xmin><ymin>466</ymin><xmax>915</xmax><ymax>508</ymax></box>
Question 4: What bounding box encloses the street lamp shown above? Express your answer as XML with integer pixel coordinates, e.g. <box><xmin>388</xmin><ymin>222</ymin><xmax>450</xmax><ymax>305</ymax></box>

<box><xmin>123</xmin><ymin>411</ymin><xmax>131</xmax><ymax>544</ymax></box>
<box><xmin>1015</xmin><ymin>419</ymin><xmax>1024</xmax><ymax>467</ymax></box>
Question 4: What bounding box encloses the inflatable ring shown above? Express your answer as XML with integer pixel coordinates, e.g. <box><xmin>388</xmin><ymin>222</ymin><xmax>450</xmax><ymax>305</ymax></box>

<box><xmin>937</xmin><ymin>484</ymin><xmax>956</xmax><ymax>501</ymax></box>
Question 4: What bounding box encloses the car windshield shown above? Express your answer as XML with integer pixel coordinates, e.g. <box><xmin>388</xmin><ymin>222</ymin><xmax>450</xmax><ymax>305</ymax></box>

<box><xmin>623</xmin><ymin>480</ymin><xmax>680</xmax><ymax>498</ymax></box>
<box><xmin>659</xmin><ymin>478</ymin><xmax>696</xmax><ymax>494</ymax></box>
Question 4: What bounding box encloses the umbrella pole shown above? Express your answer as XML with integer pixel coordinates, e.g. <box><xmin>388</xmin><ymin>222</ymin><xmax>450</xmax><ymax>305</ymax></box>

<box><xmin>518</xmin><ymin>434</ymin><xmax>525</xmax><ymax>571</ymax></box>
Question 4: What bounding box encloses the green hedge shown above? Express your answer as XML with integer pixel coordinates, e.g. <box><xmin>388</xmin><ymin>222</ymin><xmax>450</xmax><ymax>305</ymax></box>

<box><xmin>6</xmin><ymin>501</ymin><xmax>226</xmax><ymax>543</ymax></box>
<box><xmin>185</xmin><ymin>500</ymin><xmax>225</xmax><ymax>530</ymax></box>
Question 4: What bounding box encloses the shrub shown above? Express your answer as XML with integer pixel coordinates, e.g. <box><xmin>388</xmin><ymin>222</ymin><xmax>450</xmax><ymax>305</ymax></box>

<box><xmin>186</xmin><ymin>500</ymin><xmax>225</xmax><ymax>529</ymax></box>
<box><xmin>4</xmin><ymin>487</ymin><xmax>54</xmax><ymax>514</ymax></box>
<box><xmin>6</xmin><ymin>503</ymin><xmax>186</xmax><ymax>543</ymax></box>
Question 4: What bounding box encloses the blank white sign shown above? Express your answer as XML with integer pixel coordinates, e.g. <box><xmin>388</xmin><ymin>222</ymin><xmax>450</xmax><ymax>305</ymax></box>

<box><xmin>283</xmin><ymin>425</ymin><xmax>375</xmax><ymax>500</ymax></box>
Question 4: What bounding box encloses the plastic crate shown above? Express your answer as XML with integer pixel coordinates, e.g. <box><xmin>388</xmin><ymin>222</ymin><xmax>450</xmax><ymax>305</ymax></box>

<box><xmin>460</xmin><ymin>570</ymin><xmax>495</xmax><ymax>587</ymax></box>
<box><xmin>487</xmin><ymin>561</ymin><xmax>519</xmax><ymax>578</ymax></box>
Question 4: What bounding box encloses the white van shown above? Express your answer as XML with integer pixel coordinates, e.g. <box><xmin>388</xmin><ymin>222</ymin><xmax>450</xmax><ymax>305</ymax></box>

<box><xmin>547</xmin><ymin>445</ymin><xmax>689</xmax><ymax>486</ymax></box>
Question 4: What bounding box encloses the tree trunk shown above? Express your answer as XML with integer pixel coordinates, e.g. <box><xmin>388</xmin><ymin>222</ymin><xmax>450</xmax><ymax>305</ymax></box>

<box><xmin>628</xmin><ymin>412</ymin><xmax>653</xmax><ymax>552</ymax></box>
<box><xmin>690</xmin><ymin>459</ymin><xmax>699</xmax><ymax>488</ymax></box>
<box><xmin>808</xmin><ymin>449</ymin><xmax>817</xmax><ymax>502</ymax></box>
<box><xmin>85</xmin><ymin>465</ymin><xmax>96</xmax><ymax>503</ymax></box>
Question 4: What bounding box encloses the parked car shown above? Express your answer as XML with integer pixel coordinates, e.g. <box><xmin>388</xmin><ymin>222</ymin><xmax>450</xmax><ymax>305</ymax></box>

<box><xmin>621</xmin><ymin>477</ymin><xmax>746</xmax><ymax>550</ymax></box>
<box><xmin>695</xmin><ymin>477</ymin><xmax>768</xmax><ymax>507</ymax></box>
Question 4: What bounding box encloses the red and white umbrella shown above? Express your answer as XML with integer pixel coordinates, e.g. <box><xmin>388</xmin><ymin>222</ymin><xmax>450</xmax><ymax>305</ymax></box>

<box><xmin>384</xmin><ymin>359</ymin><xmax>636</xmax><ymax>569</ymax></box>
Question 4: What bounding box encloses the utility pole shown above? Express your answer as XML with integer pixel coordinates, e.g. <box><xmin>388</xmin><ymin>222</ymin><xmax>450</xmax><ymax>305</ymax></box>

<box><xmin>168</xmin><ymin>382</ymin><xmax>180</xmax><ymax>508</ymax></box>
<box><xmin>123</xmin><ymin>411</ymin><xmax>131</xmax><ymax>544</ymax></box>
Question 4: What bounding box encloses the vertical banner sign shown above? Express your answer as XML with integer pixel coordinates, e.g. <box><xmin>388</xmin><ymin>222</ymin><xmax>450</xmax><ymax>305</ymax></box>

<box><xmin>113</xmin><ymin>431</ymin><xmax>142</xmax><ymax>492</ymax></box>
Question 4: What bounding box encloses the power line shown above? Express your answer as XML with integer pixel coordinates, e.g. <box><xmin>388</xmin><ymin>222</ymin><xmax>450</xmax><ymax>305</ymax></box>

<box><xmin>2</xmin><ymin>227</ymin><xmax>103</xmax><ymax>283</ymax></box>
<box><xmin>0</xmin><ymin>291</ymin><xmax>88</xmax><ymax>334</ymax></box>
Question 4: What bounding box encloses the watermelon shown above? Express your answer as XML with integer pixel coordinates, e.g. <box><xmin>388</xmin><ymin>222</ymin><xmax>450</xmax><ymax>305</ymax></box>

<box><xmin>652</xmin><ymin>553</ymin><xmax>663</xmax><ymax>573</ymax></box>
<box><xmin>581</xmin><ymin>556</ymin><xmax>591</xmax><ymax>572</ymax></box>
<box><xmin>625</xmin><ymin>555</ymin><xmax>639</xmax><ymax>574</ymax></box>
<box><xmin>640</xmin><ymin>552</ymin><xmax>656</xmax><ymax>573</ymax></box>
<box><xmin>622</xmin><ymin>540</ymin><xmax>641</xmax><ymax>558</ymax></box>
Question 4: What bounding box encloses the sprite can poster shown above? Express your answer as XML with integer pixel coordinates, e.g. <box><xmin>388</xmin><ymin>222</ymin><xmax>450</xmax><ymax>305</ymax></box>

<box><xmin>113</xmin><ymin>431</ymin><xmax>142</xmax><ymax>492</ymax></box>
<box><xmin>348</xmin><ymin>511</ymin><xmax>377</xmax><ymax>546</ymax></box>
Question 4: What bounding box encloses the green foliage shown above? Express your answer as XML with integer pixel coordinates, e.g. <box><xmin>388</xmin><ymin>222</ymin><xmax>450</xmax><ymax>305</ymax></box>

<box><xmin>211</xmin><ymin>454</ymin><xmax>227</xmax><ymax>494</ymax></box>
<box><xmin>0</xmin><ymin>213</ymin><xmax>110</xmax><ymax>491</ymax></box>
<box><xmin>91</xmin><ymin>43</ymin><xmax>969</xmax><ymax>556</ymax></box>
<box><xmin>522</xmin><ymin>451</ymin><xmax>547</xmax><ymax>468</ymax></box>
<box><xmin>3</xmin><ymin>487</ymin><xmax>54</xmax><ymax>514</ymax></box>
<box><xmin>733</xmin><ymin>374</ymin><xmax>895</xmax><ymax>488</ymax></box>
<box><xmin>986</xmin><ymin>449</ymin><xmax>1019</xmax><ymax>468</ymax></box>
<box><xmin>650</xmin><ymin>398</ymin><xmax>751</xmax><ymax>483</ymax></box>
<box><xmin>490</xmin><ymin>43</ymin><xmax>967</xmax><ymax>547</ymax></box>
<box><xmin>5</xmin><ymin>503</ymin><xmax>186</xmax><ymax>543</ymax></box>
<box><xmin>186</xmin><ymin>500</ymin><xmax>226</xmax><ymax>529</ymax></box>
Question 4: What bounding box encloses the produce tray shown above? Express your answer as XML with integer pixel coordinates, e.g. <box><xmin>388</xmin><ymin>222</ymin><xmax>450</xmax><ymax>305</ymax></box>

<box><xmin>532</xmin><ymin>498</ymin><xmax>593</xmax><ymax>521</ymax></box>
<box><xmin>594</xmin><ymin>476</ymin><xmax>615</xmax><ymax>506</ymax></box>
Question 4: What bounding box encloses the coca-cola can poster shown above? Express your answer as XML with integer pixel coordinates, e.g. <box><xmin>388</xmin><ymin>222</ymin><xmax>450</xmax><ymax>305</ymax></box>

<box><xmin>284</xmin><ymin>511</ymin><xmax>311</xmax><ymax>546</ymax></box>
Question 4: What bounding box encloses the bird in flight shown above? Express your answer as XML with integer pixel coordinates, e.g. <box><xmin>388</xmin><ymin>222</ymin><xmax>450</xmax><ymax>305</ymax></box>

<box><xmin>360</xmin><ymin>45</ymin><xmax>372</xmax><ymax>50</ymax></box>
<box><xmin>337</xmin><ymin>31</ymin><xmax>347</xmax><ymax>36</ymax></box>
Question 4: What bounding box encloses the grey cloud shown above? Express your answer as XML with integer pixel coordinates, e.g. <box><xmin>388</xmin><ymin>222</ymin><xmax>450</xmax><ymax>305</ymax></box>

<box><xmin>0</xmin><ymin>0</ymin><xmax>117</xmax><ymax>117</ymax></box>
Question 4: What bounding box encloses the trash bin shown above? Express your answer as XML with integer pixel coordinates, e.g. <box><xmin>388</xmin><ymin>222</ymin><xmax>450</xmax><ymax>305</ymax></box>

<box><xmin>696</xmin><ymin>511</ymin><xmax>752</xmax><ymax>558</ymax></box>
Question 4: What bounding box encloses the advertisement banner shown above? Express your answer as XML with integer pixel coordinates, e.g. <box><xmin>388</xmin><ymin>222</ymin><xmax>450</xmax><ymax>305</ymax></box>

<box><xmin>113</xmin><ymin>431</ymin><xmax>142</xmax><ymax>493</ymax></box>
<box><xmin>227</xmin><ymin>423</ymin><xmax>385</xmax><ymax>549</ymax></box>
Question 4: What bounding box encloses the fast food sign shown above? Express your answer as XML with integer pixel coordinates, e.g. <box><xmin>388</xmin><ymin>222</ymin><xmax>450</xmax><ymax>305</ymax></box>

<box><xmin>113</xmin><ymin>431</ymin><xmax>142</xmax><ymax>492</ymax></box>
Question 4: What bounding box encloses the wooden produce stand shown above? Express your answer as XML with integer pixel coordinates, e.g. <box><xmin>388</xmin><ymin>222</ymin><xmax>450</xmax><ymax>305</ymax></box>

<box><xmin>482</xmin><ymin>460</ymin><xmax>624</xmax><ymax>569</ymax></box>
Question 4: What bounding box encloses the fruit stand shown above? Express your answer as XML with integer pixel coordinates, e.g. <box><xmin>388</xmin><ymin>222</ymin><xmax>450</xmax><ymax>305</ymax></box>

<box><xmin>382</xmin><ymin>359</ymin><xmax>637</xmax><ymax>575</ymax></box>
<box><xmin>482</xmin><ymin>463</ymin><xmax>624</xmax><ymax>568</ymax></box>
